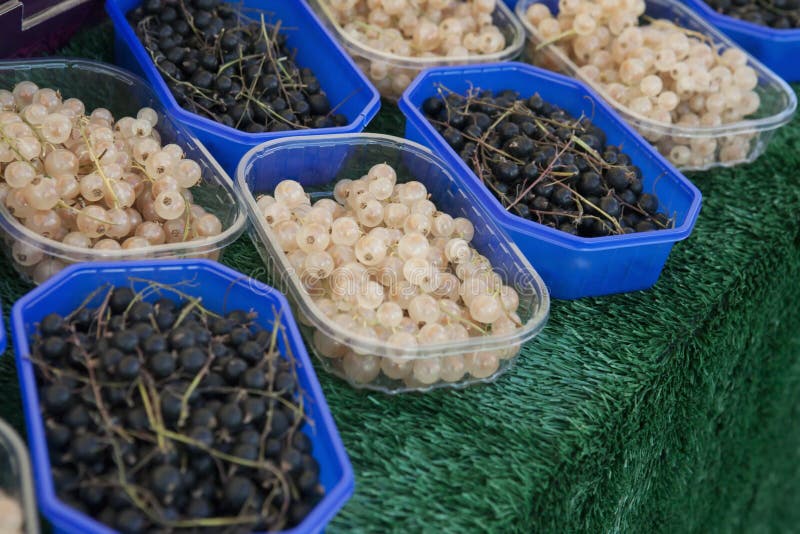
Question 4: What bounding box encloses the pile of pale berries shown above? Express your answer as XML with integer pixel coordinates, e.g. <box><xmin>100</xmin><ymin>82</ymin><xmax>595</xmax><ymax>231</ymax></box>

<box><xmin>0</xmin><ymin>81</ymin><xmax>223</xmax><ymax>283</ymax></box>
<box><xmin>257</xmin><ymin>164</ymin><xmax>522</xmax><ymax>389</ymax></box>
<box><xmin>525</xmin><ymin>0</ymin><xmax>761</xmax><ymax>168</ymax></box>
<box><xmin>325</xmin><ymin>0</ymin><xmax>510</xmax><ymax>98</ymax></box>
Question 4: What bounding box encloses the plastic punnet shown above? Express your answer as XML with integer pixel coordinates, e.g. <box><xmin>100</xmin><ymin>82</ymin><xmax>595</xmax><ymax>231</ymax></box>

<box><xmin>308</xmin><ymin>0</ymin><xmax>525</xmax><ymax>101</ymax></box>
<box><xmin>237</xmin><ymin>133</ymin><xmax>550</xmax><ymax>393</ymax></box>
<box><xmin>12</xmin><ymin>259</ymin><xmax>354</xmax><ymax>534</ymax></box>
<box><xmin>0</xmin><ymin>59</ymin><xmax>247</xmax><ymax>284</ymax></box>
<box><xmin>106</xmin><ymin>0</ymin><xmax>380</xmax><ymax>174</ymax></box>
<box><xmin>515</xmin><ymin>0</ymin><xmax>796</xmax><ymax>170</ymax></box>
<box><xmin>399</xmin><ymin>62</ymin><xmax>702</xmax><ymax>299</ymax></box>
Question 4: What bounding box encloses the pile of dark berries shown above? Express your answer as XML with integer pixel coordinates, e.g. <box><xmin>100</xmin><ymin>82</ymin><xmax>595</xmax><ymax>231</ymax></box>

<box><xmin>32</xmin><ymin>282</ymin><xmax>322</xmax><ymax>533</ymax></box>
<box><xmin>704</xmin><ymin>0</ymin><xmax>800</xmax><ymax>29</ymax></box>
<box><xmin>127</xmin><ymin>0</ymin><xmax>349</xmax><ymax>132</ymax></box>
<box><xmin>421</xmin><ymin>87</ymin><xmax>674</xmax><ymax>237</ymax></box>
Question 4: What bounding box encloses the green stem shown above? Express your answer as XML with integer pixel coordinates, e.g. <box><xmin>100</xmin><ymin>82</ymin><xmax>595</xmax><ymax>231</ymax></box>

<box><xmin>137</xmin><ymin>380</ymin><xmax>166</xmax><ymax>451</ymax></box>
<box><xmin>78</xmin><ymin>122</ymin><xmax>119</xmax><ymax>209</ymax></box>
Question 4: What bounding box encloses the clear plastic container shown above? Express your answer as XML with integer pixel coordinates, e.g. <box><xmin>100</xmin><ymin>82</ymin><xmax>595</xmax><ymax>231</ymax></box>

<box><xmin>0</xmin><ymin>418</ymin><xmax>39</xmax><ymax>534</ymax></box>
<box><xmin>12</xmin><ymin>259</ymin><xmax>354</xmax><ymax>534</ymax></box>
<box><xmin>237</xmin><ymin>133</ymin><xmax>550</xmax><ymax>394</ymax></box>
<box><xmin>308</xmin><ymin>0</ymin><xmax>526</xmax><ymax>101</ymax></box>
<box><xmin>515</xmin><ymin>0</ymin><xmax>797</xmax><ymax>171</ymax></box>
<box><xmin>0</xmin><ymin>59</ymin><xmax>247</xmax><ymax>284</ymax></box>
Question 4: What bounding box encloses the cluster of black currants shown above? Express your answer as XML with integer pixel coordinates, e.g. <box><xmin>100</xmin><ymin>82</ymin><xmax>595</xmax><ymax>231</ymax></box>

<box><xmin>421</xmin><ymin>88</ymin><xmax>673</xmax><ymax>237</ymax></box>
<box><xmin>128</xmin><ymin>0</ymin><xmax>348</xmax><ymax>132</ymax></box>
<box><xmin>33</xmin><ymin>284</ymin><xmax>322</xmax><ymax>533</ymax></box>
<box><xmin>704</xmin><ymin>0</ymin><xmax>800</xmax><ymax>28</ymax></box>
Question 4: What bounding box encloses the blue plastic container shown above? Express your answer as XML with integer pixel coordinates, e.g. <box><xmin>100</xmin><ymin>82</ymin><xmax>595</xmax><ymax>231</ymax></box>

<box><xmin>399</xmin><ymin>62</ymin><xmax>703</xmax><ymax>300</ymax></box>
<box><xmin>680</xmin><ymin>0</ymin><xmax>800</xmax><ymax>82</ymax></box>
<box><xmin>105</xmin><ymin>0</ymin><xmax>381</xmax><ymax>174</ymax></box>
<box><xmin>12</xmin><ymin>260</ymin><xmax>354</xmax><ymax>534</ymax></box>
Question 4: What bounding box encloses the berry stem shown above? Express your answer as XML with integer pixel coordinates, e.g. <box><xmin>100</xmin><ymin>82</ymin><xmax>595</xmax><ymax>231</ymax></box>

<box><xmin>55</xmin><ymin>200</ymin><xmax>116</xmax><ymax>226</ymax></box>
<box><xmin>439</xmin><ymin>305</ymin><xmax>489</xmax><ymax>335</ymax></box>
<box><xmin>79</xmin><ymin>286</ymin><xmax>136</xmax><ymax>443</ymax></box>
<box><xmin>156</xmin><ymin>426</ymin><xmax>289</xmax><ymax>479</ymax></box>
<box><xmin>569</xmin><ymin>188</ymin><xmax>625</xmax><ymax>233</ymax></box>
<box><xmin>535</xmin><ymin>28</ymin><xmax>577</xmax><ymax>51</ymax></box>
<box><xmin>0</xmin><ymin>125</ymin><xmax>28</xmax><ymax>161</ymax></box>
<box><xmin>137</xmin><ymin>380</ymin><xmax>167</xmax><ymax>450</ymax></box>
<box><xmin>168</xmin><ymin>515</ymin><xmax>262</xmax><ymax>528</ymax></box>
<box><xmin>172</xmin><ymin>296</ymin><xmax>205</xmax><ymax>328</ymax></box>
<box><xmin>428</xmin><ymin>117</ymin><xmax>526</xmax><ymax>164</ymax></box>
<box><xmin>324</xmin><ymin>87</ymin><xmax>360</xmax><ymax>119</ymax></box>
<box><xmin>175</xmin><ymin>0</ymin><xmax>203</xmax><ymax>41</ymax></box>
<box><xmin>182</xmin><ymin>201</ymin><xmax>193</xmax><ymax>242</ymax></box>
<box><xmin>176</xmin><ymin>349</ymin><xmax>213</xmax><ymax>428</ymax></box>
<box><xmin>131</xmin><ymin>162</ymin><xmax>158</xmax><ymax>182</ymax></box>
<box><xmin>125</xmin><ymin>278</ymin><xmax>223</xmax><ymax>319</ymax></box>
<box><xmin>505</xmin><ymin>138</ymin><xmax>574</xmax><ymax>211</ymax></box>
<box><xmin>216</xmin><ymin>53</ymin><xmax>264</xmax><ymax>77</ymax></box>
<box><xmin>78</xmin><ymin>122</ymin><xmax>120</xmax><ymax>209</ymax></box>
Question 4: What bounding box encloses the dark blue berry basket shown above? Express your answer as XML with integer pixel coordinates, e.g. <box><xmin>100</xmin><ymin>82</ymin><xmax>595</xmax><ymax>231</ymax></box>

<box><xmin>399</xmin><ymin>62</ymin><xmax>703</xmax><ymax>300</ymax></box>
<box><xmin>679</xmin><ymin>0</ymin><xmax>800</xmax><ymax>82</ymax></box>
<box><xmin>105</xmin><ymin>0</ymin><xmax>381</xmax><ymax>175</ymax></box>
<box><xmin>11</xmin><ymin>259</ymin><xmax>354</xmax><ymax>534</ymax></box>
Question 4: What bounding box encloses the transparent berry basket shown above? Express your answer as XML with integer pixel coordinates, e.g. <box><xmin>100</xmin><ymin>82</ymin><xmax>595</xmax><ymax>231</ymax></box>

<box><xmin>0</xmin><ymin>58</ymin><xmax>247</xmax><ymax>285</ymax></box>
<box><xmin>0</xmin><ymin>418</ymin><xmax>40</xmax><ymax>534</ymax></box>
<box><xmin>308</xmin><ymin>0</ymin><xmax>525</xmax><ymax>101</ymax></box>
<box><xmin>237</xmin><ymin>133</ymin><xmax>550</xmax><ymax>394</ymax></box>
<box><xmin>515</xmin><ymin>0</ymin><xmax>797</xmax><ymax>171</ymax></box>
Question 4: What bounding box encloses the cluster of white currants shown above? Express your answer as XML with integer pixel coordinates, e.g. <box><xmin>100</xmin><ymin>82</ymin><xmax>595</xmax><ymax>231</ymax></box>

<box><xmin>0</xmin><ymin>81</ymin><xmax>223</xmax><ymax>283</ymax></box>
<box><xmin>323</xmin><ymin>0</ymin><xmax>508</xmax><ymax>98</ymax></box>
<box><xmin>525</xmin><ymin>0</ymin><xmax>761</xmax><ymax>168</ymax></box>
<box><xmin>258</xmin><ymin>165</ymin><xmax>522</xmax><ymax>389</ymax></box>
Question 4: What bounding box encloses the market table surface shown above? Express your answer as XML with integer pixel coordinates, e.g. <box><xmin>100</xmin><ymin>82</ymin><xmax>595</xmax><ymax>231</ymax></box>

<box><xmin>1</xmin><ymin>23</ymin><xmax>799</xmax><ymax>533</ymax></box>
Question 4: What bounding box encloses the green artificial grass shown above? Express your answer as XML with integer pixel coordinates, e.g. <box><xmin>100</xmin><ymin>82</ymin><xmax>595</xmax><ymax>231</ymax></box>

<box><xmin>1</xmin><ymin>21</ymin><xmax>799</xmax><ymax>533</ymax></box>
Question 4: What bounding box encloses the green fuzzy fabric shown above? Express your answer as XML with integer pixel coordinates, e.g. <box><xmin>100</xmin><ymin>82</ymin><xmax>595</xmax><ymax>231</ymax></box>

<box><xmin>1</xmin><ymin>21</ymin><xmax>799</xmax><ymax>533</ymax></box>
